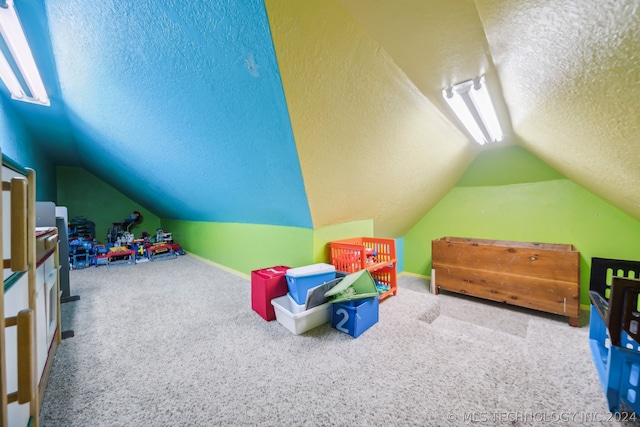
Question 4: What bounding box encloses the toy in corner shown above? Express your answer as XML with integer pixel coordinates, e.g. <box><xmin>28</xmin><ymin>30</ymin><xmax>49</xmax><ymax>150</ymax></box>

<box><xmin>145</xmin><ymin>228</ymin><xmax>185</xmax><ymax>261</ymax></box>
<box><xmin>107</xmin><ymin>211</ymin><xmax>143</xmax><ymax>245</ymax></box>
<box><xmin>69</xmin><ymin>211</ymin><xmax>186</xmax><ymax>268</ymax></box>
<box><xmin>124</xmin><ymin>211</ymin><xmax>142</xmax><ymax>232</ymax></box>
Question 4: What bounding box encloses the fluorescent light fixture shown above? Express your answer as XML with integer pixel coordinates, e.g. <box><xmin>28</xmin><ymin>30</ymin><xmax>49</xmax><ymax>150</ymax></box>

<box><xmin>0</xmin><ymin>0</ymin><xmax>49</xmax><ymax>105</ymax></box>
<box><xmin>0</xmin><ymin>45</ymin><xmax>24</xmax><ymax>97</ymax></box>
<box><xmin>443</xmin><ymin>75</ymin><xmax>502</xmax><ymax>145</ymax></box>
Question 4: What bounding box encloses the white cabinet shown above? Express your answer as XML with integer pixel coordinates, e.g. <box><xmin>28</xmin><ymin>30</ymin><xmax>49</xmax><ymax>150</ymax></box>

<box><xmin>2</xmin><ymin>160</ymin><xmax>32</xmax><ymax>427</ymax></box>
<box><xmin>1</xmin><ymin>155</ymin><xmax>56</xmax><ymax>427</ymax></box>
<box><xmin>44</xmin><ymin>254</ymin><xmax>58</xmax><ymax>348</ymax></box>
<box><xmin>4</xmin><ymin>273</ymin><xmax>31</xmax><ymax>427</ymax></box>
<box><xmin>2</xmin><ymin>166</ymin><xmax>24</xmax><ymax>280</ymax></box>
<box><xmin>35</xmin><ymin>263</ymin><xmax>47</xmax><ymax>380</ymax></box>
<box><xmin>35</xmin><ymin>250</ymin><xmax>58</xmax><ymax>382</ymax></box>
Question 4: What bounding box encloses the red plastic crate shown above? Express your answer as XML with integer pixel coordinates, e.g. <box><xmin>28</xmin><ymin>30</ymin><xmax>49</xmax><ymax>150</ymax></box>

<box><xmin>329</xmin><ymin>237</ymin><xmax>397</xmax><ymax>300</ymax></box>
<box><xmin>251</xmin><ymin>266</ymin><xmax>290</xmax><ymax>321</ymax></box>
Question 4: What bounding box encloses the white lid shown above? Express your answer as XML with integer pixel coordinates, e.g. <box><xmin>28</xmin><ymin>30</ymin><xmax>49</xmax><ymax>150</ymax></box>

<box><xmin>286</xmin><ymin>263</ymin><xmax>335</xmax><ymax>278</ymax></box>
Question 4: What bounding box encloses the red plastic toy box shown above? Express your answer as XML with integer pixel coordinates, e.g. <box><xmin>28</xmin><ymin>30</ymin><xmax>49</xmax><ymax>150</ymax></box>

<box><xmin>251</xmin><ymin>266</ymin><xmax>290</xmax><ymax>321</ymax></box>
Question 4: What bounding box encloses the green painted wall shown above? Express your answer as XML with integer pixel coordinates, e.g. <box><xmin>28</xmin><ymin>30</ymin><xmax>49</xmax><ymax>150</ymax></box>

<box><xmin>162</xmin><ymin>219</ymin><xmax>313</xmax><ymax>275</ymax></box>
<box><xmin>54</xmin><ymin>164</ymin><xmax>379</xmax><ymax>275</ymax></box>
<box><xmin>56</xmin><ymin>166</ymin><xmax>161</xmax><ymax>241</ymax></box>
<box><xmin>311</xmin><ymin>219</ymin><xmax>374</xmax><ymax>263</ymax></box>
<box><xmin>404</xmin><ymin>146</ymin><xmax>640</xmax><ymax>306</ymax></box>
<box><xmin>161</xmin><ymin>218</ymin><xmax>385</xmax><ymax>276</ymax></box>
<box><xmin>456</xmin><ymin>145</ymin><xmax>564</xmax><ymax>186</ymax></box>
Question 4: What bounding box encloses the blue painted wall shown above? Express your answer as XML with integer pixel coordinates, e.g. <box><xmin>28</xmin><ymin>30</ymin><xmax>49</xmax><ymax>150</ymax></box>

<box><xmin>0</xmin><ymin>97</ymin><xmax>29</xmax><ymax>164</ymax></box>
<box><xmin>0</xmin><ymin>96</ymin><xmax>56</xmax><ymax>200</ymax></box>
<box><xmin>43</xmin><ymin>0</ymin><xmax>312</xmax><ymax>228</ymax></box>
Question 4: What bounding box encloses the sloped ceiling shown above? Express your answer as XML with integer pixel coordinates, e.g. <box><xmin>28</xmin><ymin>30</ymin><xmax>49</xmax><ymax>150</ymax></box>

<box><xmin>479</xmin><ymin>0</ymin><xmax>640</xmax><ymax>222</ymax></box>
<box><xmin>4</xmin><ymin>0</ymin><xmax>640</xmax><ymax>236</ymax></box>
<box><xmin>264</xmin><ymin>0</ymin><xmax>473</xmax><ymax>237</ymax></box>
<box><xmin>21</xmin><ymin>0</ymin><xmax>314</xmax><ymax>228</ymax></box>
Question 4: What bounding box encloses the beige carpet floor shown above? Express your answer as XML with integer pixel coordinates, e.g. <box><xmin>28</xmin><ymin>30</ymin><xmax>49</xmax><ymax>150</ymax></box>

<box><xmin>38</xmin><ymin>255</ymin><xmax>616</xmax><ymax>426</ymax></box>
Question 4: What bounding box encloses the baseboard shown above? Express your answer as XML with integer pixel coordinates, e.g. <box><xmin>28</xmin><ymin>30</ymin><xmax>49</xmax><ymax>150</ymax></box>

<box><xmin>186</xmin><ymin>253</ymin><xmax>251</xmax><ymax>280</ymax></box>
<box><xmin>398</xmin><ymin>271</ymin><xmax>430</xmax><ymax>280</ymax></box>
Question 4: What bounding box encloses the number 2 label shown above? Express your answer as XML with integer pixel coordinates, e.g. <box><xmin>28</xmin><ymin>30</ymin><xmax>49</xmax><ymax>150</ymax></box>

<box><xmin>335</xmin><ymin>308</ymin><xmax>350</xmax><ymax>333</ymax></box>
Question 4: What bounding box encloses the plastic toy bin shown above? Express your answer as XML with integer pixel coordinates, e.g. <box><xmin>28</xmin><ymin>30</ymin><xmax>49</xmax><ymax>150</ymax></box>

<box><xmin>331</xmin><ymin>297</ymin><xmax>379</xmax><ymax>338</ymax></box>
<box><xmin>588</xmin><ymin>257</ymin><xmax>640</xmax><ymax>415</ymax></box>
<box><xmin>324</xmin><ymin>269</ymin><xmax>378</xmax><ymax>304</ymax></box>
<box><xmin>251</xmin><ymin>266</ymin><xmax>290</xmax><ymax>321</ymax></box>
<box><xmin>329</xmin><ymin>237</ymin><xmax>396</xmax><ymax>273</ymax></box>
<box><xmin>271</xmin><ymin>295</ymin><xmax>331</xmax><ymax>335</ymax></box>
<box><xmin>286</xmin><ymin>263</ymin><xmax>336</xmax><ymax>305</ymax></box>
<box><xmin>329</xmin><ymin>237</ymin><xmax>397</xmax><ymax>300</ymax></box>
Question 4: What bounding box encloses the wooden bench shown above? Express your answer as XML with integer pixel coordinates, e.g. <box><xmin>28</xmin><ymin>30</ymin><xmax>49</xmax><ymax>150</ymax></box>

<box><xmin>432</xmin><ymin>237</ymin><xmax>580</xmax><ymax>326</ymax></box>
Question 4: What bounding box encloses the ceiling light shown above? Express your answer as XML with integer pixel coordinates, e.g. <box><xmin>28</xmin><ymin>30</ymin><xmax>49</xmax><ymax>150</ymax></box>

<box><xmin>0</xmin><ymin>45</ymin><xmax>24</xmax><ymax>97</ymax></box>
<box><xmin>0</xmin><ymin>0</ymin><xmax>49</xmax><ymax>106</ymax></box>
<box><xmin>443</xmin><ymin>75</ymin><xmax>502</xmax><ymax>145</ymax></box>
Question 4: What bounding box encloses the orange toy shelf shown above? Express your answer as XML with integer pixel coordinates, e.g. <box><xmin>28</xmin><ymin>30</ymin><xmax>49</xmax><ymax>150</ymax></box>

<box><xmin>371</xmin><ymin>265</ymin><xmax>397</xmax><ymax>301</ymax></box>
<box><xmin>329</xmin><ymin>237</ymin><xmax>397</xmax><ymax>301</ymax></box>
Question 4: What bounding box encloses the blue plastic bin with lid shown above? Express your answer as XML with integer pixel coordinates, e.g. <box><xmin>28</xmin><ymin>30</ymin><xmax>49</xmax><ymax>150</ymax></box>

<box><xmin>286</xmin><ymin>263</ymin><xmax>336</xmax><ymax>305</ymax></box>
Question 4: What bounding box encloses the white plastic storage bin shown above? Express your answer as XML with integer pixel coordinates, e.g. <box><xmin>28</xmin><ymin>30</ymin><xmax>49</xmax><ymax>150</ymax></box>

<box><xmin>286</xmin><ymin>263</ymin><xmax>336</xmax><ymax>305</ymax></box>
<box><xmin>271</xmin><ymin>295</ymin><xmax>331</xmax><ymax>335</ymax></box>
<box><xmin>287</xmin><ymin>293</ymin><xmax>306</xmax><ymax>314</ymax></box>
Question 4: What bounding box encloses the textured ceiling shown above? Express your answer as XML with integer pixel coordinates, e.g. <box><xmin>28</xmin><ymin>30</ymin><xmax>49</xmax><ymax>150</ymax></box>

<box><xmin>330</xmin><ymin>0</ymin><xmax>640</xmax><ymax>226</ymax></box>
<box><xmin>3</xmin><ymin>0</ymin><xmax>640</xmax><ymax>235</ymax></box>
<box><xmin>34</xmin><ymin>0</ymin><xmax>314</xmax><ymax>228</ymax></box>
<box><xmin>264</xmin><ymin>0</ymin><xmax>473</xmax><ymax>237</ymax></box>
<box><xmin>338</xmin><ymin>0</ymin><xmax>513</xmax><ymax>141</ymax></box>
<box><xmin>478</xmin><ymin>0</ymin><xmax>640</xmax><ymax>222</ymax></box>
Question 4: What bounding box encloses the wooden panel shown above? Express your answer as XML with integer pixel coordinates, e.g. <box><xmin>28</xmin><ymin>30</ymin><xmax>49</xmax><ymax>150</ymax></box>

<box><xmin>432</xmin><ymin>238</ymin><xmax>579</xmax><ymax>283</ymax></box>
<box><xmin>433</xmin><ymin>264</ymin><xmax>580</xmax><ymax>316</ymax></box>
<box><xmin>441</xmin><ymin>236</ymin><xmax>573</xmax><ymax>252</ymax></box>
<box><xmin>0</xmin><ymin>152</ymin><xmax>7</xmax><ymax>427</ymax></box>
<box><xmin>16</xmin><ymin>309</ymin><xmax>33</xmax><ymax>405</ymax></box>
<box><xmin>10</xmin><ymin>177</ymin><xmax>28</xmax><ymax>272</ymax></box>
<box><xmin>432</xmin><ymin>236</ymin><xmax>581</xmax><ymax>326</ymax></box>
<box><xmin>26</xmin><ymin>168</ymin><xmax>39</xmax><ymax>427</ymax></box>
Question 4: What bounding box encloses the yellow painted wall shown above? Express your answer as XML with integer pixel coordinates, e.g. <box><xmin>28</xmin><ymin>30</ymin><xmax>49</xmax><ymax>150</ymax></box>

<box><xmin>265</xmin><ymin>0</ymin><xmax>474</xmax><ymax>238</ymax></box>
<box><xmin>312</xmin><ymin>219</ymin><xmax>374</xmax><ymax>263</ymax></box>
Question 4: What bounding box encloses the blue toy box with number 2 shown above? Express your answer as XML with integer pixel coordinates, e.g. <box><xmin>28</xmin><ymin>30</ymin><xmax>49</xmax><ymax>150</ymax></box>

<box><xmin>331</xmin><ymin>297</ymin><xmax>379</xmax><ymax>338</ymax></box>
